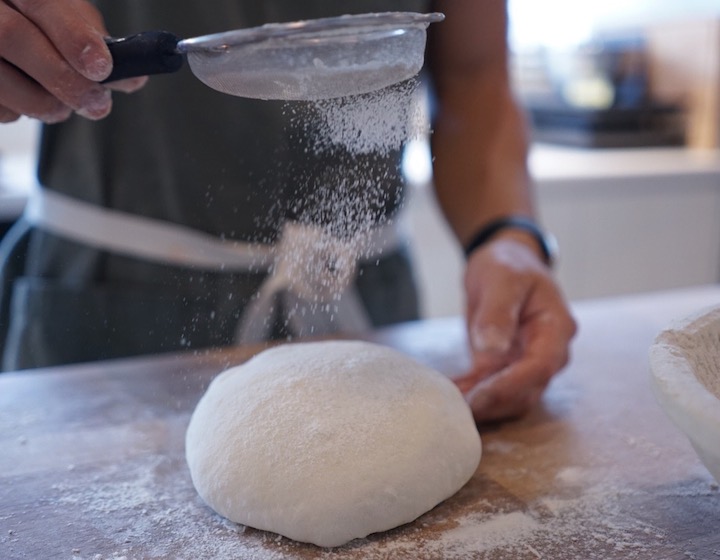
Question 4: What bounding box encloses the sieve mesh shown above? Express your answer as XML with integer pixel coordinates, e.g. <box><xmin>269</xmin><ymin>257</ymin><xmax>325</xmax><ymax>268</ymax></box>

<box><xmin>182</xmin><ymin>14</ymin><xmax>439</xmax><ymax>100</ymax></box>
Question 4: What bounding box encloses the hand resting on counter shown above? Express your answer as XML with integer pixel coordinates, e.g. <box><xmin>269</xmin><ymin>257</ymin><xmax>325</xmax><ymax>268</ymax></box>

<box><xmin>454</xmin><ymin>235</ymin><xmax>578</xmax><ymax>422</ymax></box>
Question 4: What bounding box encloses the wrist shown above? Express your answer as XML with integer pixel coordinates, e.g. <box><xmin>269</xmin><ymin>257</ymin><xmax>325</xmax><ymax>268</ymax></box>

<box><xmin>463</xmin><ymin>215</ymin><xmax>558</xmax><ymax>267</ymax></box>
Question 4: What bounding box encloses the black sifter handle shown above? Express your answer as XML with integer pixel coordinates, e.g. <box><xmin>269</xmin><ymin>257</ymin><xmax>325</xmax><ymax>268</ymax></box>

<box><xmin>103</xmin><ymin>30</ymin><xmax>184</xmax><ymax>83</ymax></box>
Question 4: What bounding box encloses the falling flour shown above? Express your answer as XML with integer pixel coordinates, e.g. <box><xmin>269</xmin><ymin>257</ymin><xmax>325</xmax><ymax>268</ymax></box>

<box><xmin>307</xmin><ymin>78</ymin><xmax>428</xmax><ymax>156</ymax></box>
<box><xmin>239</xmin><ymin>79</ymin><xmax>429</xmax><ymax>338</ymax></box>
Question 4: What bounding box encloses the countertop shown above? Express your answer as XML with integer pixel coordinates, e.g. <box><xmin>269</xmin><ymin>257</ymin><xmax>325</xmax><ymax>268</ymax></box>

<box><xmin>2</xmin><ymin>286</ymin><xmax>720</xmax><ymax>559</ymax></box>
<box><xmin>529</xmin><ymin>144</ymin><xmax>720</xmax><ymax>185</ymax></box>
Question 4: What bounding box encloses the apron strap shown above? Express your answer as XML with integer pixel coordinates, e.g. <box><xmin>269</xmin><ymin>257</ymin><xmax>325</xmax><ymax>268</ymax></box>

<box><xmin>23</xmin><ymin>187</ymin><xmax>273</xmax><ymax>270</ymax></box>
<box><xmin>235</xmin><ymin>221</ymin><xmax>374</xmax><ymax>342</ymax></box>
<box><xmin>24</xmin><ymin>187</ymin><xmax>402</xmax><ymax>342</ymax></box>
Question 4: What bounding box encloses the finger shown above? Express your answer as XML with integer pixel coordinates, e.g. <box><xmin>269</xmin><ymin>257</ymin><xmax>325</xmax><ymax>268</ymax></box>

<box><xmin>0</xmin><ymin>104</ymin><xmax>19</xmax><ymax>123</ymax></box>
<box><xmin>452</xmin><ymin>349</ymin><xmax>512</xmax><ymax>393</ymax></box>
<box><xmin>105</xmin><ymin>75</ymin><xmax>149</xmax><ymax>94</ymax></box>
<box><xmin>467</xmin><ymin>372</ymin><xmax>546</xmax><ymax>422</ymax></box>
<box><xmin>466</xmin><ymin>313</ymin><xmax>573</xmax><ymax>421</ymax></box>
<box><xmin>7</xmin><ymin>0</ymin><xmax>112</xmax><ymax>81</ymax></box>
<box><xmin>466</xmin><ymin>357</ymin><xmax>551</xmax><ymax>421</ymax></box>
<box><xmin>465</xmin><ymin>270</ymin><xmax>527</xmax><ymax>357</ymax></box>
<box><xmin>0</xmin><ymin>6</ymin><xmax>111</xmax><ymax>119</ymax></box>
<box><xmin>0</xmin><ymin>59</ymin><xmax>72</xmax><ymax>123</ymax></box>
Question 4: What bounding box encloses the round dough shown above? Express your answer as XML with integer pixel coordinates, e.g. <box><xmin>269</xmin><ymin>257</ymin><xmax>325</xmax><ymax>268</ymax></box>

<box><xmin>185</xmin><ymin>340</ymin><xmax>481</xmax><ymax>547</ymax></box>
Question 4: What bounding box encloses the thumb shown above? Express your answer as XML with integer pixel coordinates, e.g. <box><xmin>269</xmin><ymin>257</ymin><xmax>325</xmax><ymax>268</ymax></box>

<box><xmin>468</xmin><ymin>292</ymin><xmax>522</xmax><ymax>358</ymax></box>
<box><xmin>469</xmin><ymin>322</ymin><xmax>513</xmax><ymax>356</ymax></box>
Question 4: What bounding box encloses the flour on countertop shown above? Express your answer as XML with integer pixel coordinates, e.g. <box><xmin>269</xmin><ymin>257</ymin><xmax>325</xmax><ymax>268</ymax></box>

<box><xmin>33</xmin><ymin>446</ymin><xmax>718</xmax><ymax>560</ymax></box>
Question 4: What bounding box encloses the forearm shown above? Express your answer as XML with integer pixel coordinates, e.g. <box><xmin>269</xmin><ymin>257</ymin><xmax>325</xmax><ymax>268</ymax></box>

<box><xmin>426</xmin><ymin>1</ymin><xmax>576</xmax><ymax>422</ymax></box>
<box><xmin>430</xmin><ymin>74</ymin><xmax>534</xmax><ymax>247</ymax></box>
<box><xmin>427</xmin><ymin>0</ymin><xmax>536</xmax><ymax>248</ymax></box>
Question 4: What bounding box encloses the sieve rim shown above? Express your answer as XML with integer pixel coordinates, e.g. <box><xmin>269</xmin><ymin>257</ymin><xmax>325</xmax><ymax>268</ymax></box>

<box><xmin>177</xmin><ymin>11</ymin><xmax>445</xmax><ymax>53</ymax></box>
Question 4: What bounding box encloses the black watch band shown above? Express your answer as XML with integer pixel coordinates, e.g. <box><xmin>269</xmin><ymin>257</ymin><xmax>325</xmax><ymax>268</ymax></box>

<box><xmin>463</xmin><ymin>215</ymin><xmax>557</xmax><ymax>267</ymax></box>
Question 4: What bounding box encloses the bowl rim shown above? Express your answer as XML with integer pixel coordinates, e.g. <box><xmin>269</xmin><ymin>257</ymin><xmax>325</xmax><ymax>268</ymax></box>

<box><xmin>649</xmin><ymin>305</ymin><xmax>720</xmax><ymax>449</ymax></box>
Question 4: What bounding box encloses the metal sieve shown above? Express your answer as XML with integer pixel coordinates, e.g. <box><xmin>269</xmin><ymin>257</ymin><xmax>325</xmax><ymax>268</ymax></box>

<box><xmin>104</xmin><ymin>12</ymin><xmax>445</xmax><ymax>100</ymax></box>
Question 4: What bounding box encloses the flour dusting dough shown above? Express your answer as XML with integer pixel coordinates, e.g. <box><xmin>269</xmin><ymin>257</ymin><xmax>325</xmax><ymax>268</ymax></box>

<box><xmin>185</xmin><ymin>340</ymin><xmax>481</xmax><ymax>548</ymax></box>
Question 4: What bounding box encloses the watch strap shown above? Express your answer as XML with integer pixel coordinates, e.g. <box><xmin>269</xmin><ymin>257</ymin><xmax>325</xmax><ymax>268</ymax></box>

<box><xmin>463</xmin><ymin>215</ymin><xmax>557</xmax><ymax>267</ymax></box>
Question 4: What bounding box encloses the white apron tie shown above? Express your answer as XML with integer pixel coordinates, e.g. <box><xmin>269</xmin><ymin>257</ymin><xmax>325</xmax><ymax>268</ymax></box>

<box><xmin>235</xmin><ymin>221</ymin><xmax>373</xmax><ymax>342</ymax></box>
<box><xmin>23</xmin><ymin>187</ymin><xmax>403</xmax><ymax>343</ymax></box>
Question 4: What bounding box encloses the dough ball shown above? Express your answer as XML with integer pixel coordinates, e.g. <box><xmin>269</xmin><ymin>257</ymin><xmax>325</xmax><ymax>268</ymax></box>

<box><xmin>185</xmin><ymin>340</ymin><xmax>481</xmax><ymax>548</ymax></box>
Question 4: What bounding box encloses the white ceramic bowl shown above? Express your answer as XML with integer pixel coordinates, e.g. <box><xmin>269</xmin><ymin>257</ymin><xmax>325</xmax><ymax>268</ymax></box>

<box><xmin>649</xmin><ymin>306</ymin><xmax>720</xmax><ymax>484</ymax></box>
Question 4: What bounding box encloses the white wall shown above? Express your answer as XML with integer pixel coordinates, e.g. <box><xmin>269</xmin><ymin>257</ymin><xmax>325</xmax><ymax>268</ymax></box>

<box><xmin>0</xmin><ymin>118</ymin><xmax>39</xmax><ymax>155</ymax></box>
<box><xmin>403</xmin><ymin>145</ymin><xmax>720</xmax><ymax>316</ymax></box>
<box><xmin>509</xmin><ymin>0</ymin><xmax>720</xmax><ymax>49</ymax></box>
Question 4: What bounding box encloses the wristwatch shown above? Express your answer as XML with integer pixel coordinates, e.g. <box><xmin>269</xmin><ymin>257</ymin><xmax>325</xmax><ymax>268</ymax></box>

<box><xmin>463</xmin><ymin>215</ymin><xmax>558</xmax><ymax>268</ymax></box>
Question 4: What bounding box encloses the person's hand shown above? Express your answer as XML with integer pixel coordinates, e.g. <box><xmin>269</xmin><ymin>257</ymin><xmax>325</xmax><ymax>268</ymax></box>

<box><xmin>0</xmin><ymin>0</ymin><xmax>146</xmax><ymax>124</ymax></box>
<box><xmin>453</xmin><ymin>233</ymin><xmax>577</xmax><ymax>422</ymax></box>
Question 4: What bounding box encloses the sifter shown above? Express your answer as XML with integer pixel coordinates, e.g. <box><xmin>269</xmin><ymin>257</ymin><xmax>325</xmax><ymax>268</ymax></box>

<box><xmin>104</xmin><ymin>12</ymin><xmax>445</xmax><ymax>101</ymax></box>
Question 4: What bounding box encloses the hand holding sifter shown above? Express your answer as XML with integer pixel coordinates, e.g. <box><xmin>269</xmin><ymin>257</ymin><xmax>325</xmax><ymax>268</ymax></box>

<box><xmin>103</xmin><ymin>12</ymin><xmax>444</xmax><ymax>101</ymax></box>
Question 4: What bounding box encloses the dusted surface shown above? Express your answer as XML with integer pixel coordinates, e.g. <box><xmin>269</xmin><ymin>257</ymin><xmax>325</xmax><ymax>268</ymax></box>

<box><xmin>2</xmin><ymin>286</ymin><xmax>720</xmax><ymax>559</ymax></box>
